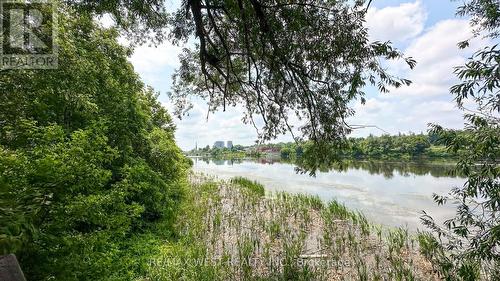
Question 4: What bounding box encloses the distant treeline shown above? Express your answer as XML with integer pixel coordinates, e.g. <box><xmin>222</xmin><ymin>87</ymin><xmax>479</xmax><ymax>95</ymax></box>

<box><xmin>279</xmin><ymin>132</ymin><xmax>459</xmax><ymax>160</ymax></box>
<box><xmin>188</xmin><ymin>132</ymin><xmax>462</xmax><ymax>161</ymax></box>
<box><xmin>189</xmin><ymin>144</ymin><xmax>261</xmax><ymax>158</ymax></box>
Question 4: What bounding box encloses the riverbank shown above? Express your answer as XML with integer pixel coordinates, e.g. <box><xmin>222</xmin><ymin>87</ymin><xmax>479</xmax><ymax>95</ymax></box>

<box><xmin>142</xmin><ymin>173</ymin><xmax>439</xmax><ymax>280</ymax></box>
<box><xmin>191</xmin><ymin>158</ymin><xmax>461</xmax><ymax>230</ymax></box>
<box><xmin>187</xmin><ymin>153</ymin><xmax>458</xmax><ymax>164</ymax></box>
<box><xmin>190</xmin><ymin>156</ymin><xmax>459</xmax><ymax>170</ymax></box>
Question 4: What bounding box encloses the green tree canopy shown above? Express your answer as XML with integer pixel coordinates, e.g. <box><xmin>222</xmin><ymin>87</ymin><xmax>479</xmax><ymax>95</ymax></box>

<box><xmin>64</xmin><ymin>0</ymin><xmax>415</xmax><ymax>167</ymax></box>
<box><xmin>420</xmin><ymin>1</ymin><xmax>500</xmax><ymax>279</ymax></box>
<box><xmin>169</xmin><ymin>0</ymin><xmax>415</xmax><ymax>145</ymax></box>
<box><xmin>0</xmin><ymin>6</ymin><xmax>189</xmax><ymax>280</ymax></box>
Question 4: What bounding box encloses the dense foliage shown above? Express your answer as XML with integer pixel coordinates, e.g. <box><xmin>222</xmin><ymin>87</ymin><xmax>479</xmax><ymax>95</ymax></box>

<box><xmin>0</xmin><ymin>7</ymin><xmax>189</xmax><ymax>281</ymax></box>
<box><xmin>65</xmin><ymin>0</ymin><xmax>416</xmax><ymax>169</ymax></box>
<box><xmin>64</xmin><ymin>0</ymin><xmax>169</xmax><ymax>44</ymax></box>
<box><xmin>420</xmin><ymin>0</ymin><xmax>500</xmax><ymax>279</ymax></box>
<box><xmin>168</xmin><ymin>0</ymin><xmax>415</xmax><ymax>162</ymax></box>
<box><xmin>278</xmin><ymin>132</ymin><xmax>455</xmax><ymax>160</ymax></box>
<box><xmin>187</xmin><ymin>144</ymin><xmax>261</xmax><ymax>158</ymax></box>
<box><xmin>0</xmin><ymin>0</ymin><xmax>496</xmax><ymax>280</ymax></box>
<box><xmin>188</xmin><ymin>132</ymin><xmax>455</xmax><ymax>161</ymax></box>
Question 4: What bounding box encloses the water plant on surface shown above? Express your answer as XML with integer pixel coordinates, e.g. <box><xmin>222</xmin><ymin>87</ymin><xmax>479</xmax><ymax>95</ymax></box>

<box><xmin>230</xmin><ymin>176</ymin><xmax>266</xmax><ymax>197</ymax></box>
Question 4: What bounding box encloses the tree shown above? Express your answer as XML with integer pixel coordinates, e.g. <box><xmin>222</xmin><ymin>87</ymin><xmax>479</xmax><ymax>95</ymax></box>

<box><xmin>420</xmin><ymin>1</ymin><xmax>500</xmax><ymax>279</ymax></box>
<box><xmin>63</xmin><ymin>0</ymin><xmax>415</xmax><ymax>167</ymax></box>
<box><xmin>170</xmin><ymin>0</ymin><xmax>415</xmax><ymax>153</ymax></box>
<box><xmin>405</xmin><ymin>134</ymin><xmax>430</xmax><ymax>156</ymax></box>
<box><xmin>0</xmin><ymin>6</ymin><xmax>189</xmax><ymax>280</ymax></box>
<box><xmin>65</xmin><ymin>0</ymin><xmax>169</xmax><ymax>44</ymax></box>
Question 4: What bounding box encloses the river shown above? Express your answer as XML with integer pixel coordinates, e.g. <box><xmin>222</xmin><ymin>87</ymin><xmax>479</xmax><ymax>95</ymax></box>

<box><xmin>191</xmin><ymin>157</ymin><xmax>465</xmax><ymax>231</ymax></box>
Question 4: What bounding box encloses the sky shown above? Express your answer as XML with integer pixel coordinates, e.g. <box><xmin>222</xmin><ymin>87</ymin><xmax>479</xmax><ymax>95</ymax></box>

<box><xmin>125</xmin><ymin>0</ymin><xmax>485</xmax><ymax>151</ymax></box>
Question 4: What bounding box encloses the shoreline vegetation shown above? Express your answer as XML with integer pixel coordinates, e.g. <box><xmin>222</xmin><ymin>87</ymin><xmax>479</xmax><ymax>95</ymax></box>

<box><xmin>1</xmin><ymin>1</ymin><xmax>497</xmax><ymax>280</ymax></box>
<box><xmin>186</xmin><ymin>132</ymin><xmax>460</xmax><ymax>162</ymax></box>
<box><xmin>143</xmin><ymin>173</ymin><xmax>441</xmax><ymax>280</ymax></box>
<box><xmin>190</xmin><ymin>158</ymin><xmax>463</xmax><ymax>186</ymax></box>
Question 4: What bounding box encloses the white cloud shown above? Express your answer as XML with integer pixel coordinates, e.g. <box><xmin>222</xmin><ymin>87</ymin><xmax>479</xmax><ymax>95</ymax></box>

<box><xmin>366</xmin><ymin>1</ymin><xmax>427</xmax><ymax>43</ymax></box>
<box><xmin>350</xmin><ymin>17</ymin><xmax>489</xmax><ymax>136</ymax></box>
<box><xmin>389</xmin><ymin>19</ymin><xmax>485</xmax><ymax>97</ymax></box>
<box><xmin>175</xmin><ymin>18</ymin><xmax>483</xmax><ymax>147</ymax></box>
<box><xmin>171</xmin><ymin>98</ymin><xmax>303</xmax><ymax>150</ymax></box>
<box><xmin>398</xmin><ymin>100</ymin><xmax>460</xmax><ymax>125</ymax></box>
<box><xmin>96</xmin><ymin>14</ymin><xmax>114</xmax><ymax>28</ymax></box>
<box><xmin>406</xmin><ymin>20</ymin><xmax>471</xmax><ymax>67</ymax></box>
<box><xmin>123</xmin><ymin>0</ymin><xmax>186</xmax><ymax>88</ymax></box>
<box><xmin>350</xmin><ymin>97</ymin><xmax>464</xmax><ymax>137</ymax></box>
<box><xmin>122</xmin><ymin>1</ymin><xmax>489</xmax><ymax>148</ymax></box>
<box><xmin>129</xmin><ymin>42</ymin><xmax>183</xmax><ymax>74</ymax></box>
<box><xmin>173</xmin><ymin>101</ymin><xmax>261</xmax><ymax>150</ymax></box>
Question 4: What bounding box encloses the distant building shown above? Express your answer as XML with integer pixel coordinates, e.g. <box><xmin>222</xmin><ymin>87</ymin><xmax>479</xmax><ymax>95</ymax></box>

<box><xmin>256</xmin><ymin>146</ymin><xmax>280</xmax><ymax>154</ymax></box>
<box><xmin>213</xmin><ymin>141</ymin><xmax>225</xmax><ymax>148</ymax></box>
<box><xmin>226</xmin><ymin>141</ymin><xmax>233</xmax><ymax>149</ymax></box>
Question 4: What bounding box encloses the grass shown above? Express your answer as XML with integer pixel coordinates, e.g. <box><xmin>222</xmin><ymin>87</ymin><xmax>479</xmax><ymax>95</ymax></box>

<box><xmin>139</xmin><ymin>173</ymin><xmax>440</xmax><ymax>280</ymax></box>
<box><xmin>230</xmin><ymin>176</ymin><xmax>265</xmax><ymax>197</ymax></box>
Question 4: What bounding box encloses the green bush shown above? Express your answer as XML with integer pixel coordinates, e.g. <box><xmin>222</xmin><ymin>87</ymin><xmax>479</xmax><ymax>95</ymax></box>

<box><xmin>0</xmin><ymin>6</ymin><xmax>188</xmax><ymax>280</ymax></box>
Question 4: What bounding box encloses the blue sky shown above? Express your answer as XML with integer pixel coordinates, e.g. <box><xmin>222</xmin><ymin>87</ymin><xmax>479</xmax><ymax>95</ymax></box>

<box><xmin>127</xmin><ymin>0</ymin><xmax>484</xmax><ymax>150</ymax></box>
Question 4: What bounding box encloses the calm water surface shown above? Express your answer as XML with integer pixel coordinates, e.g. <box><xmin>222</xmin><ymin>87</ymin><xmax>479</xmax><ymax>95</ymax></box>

<box><xmin>191</xmin><ymin>158</ymin><xmax>465</xmax><ymax>230</ymax></box>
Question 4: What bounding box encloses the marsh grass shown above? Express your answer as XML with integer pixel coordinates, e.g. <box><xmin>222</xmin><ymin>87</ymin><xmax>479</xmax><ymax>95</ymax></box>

<box><xmin>231</xmin><ymin>176</ymin><xmax>266</xmax><ymax>197</ymax></box>
<box><xmin>141</xmin><ymin>173</ymin><xmax>439</xmax><ymax>280</ymax></box>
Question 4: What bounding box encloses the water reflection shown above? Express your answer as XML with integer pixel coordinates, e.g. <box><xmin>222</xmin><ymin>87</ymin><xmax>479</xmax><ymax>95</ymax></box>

<box><xmin>195</xmin><ymin>157</ymin><xmax>461</xmax><ymax>179</ymax></box>
<box><xmin>191</xmin><ymin>157</ymin><xmax>464</xmax><ymax>230</ymax></box>
<box><xmin>332</xmin><ymin>160</ymin><xmax>459</xmax><ymax>179</ymax></box>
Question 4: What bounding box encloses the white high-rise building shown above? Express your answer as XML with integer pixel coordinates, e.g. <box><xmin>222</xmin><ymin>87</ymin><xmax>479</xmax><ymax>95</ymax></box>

<box><xmin>226</xmin><ymin>141</ymin><xmax>233</xmax><ymax>149</ymax></box>
<box><xmin>213</xmin><ymin>141</ymin><xmax>225</xmax><ymax>148</ymax></box>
